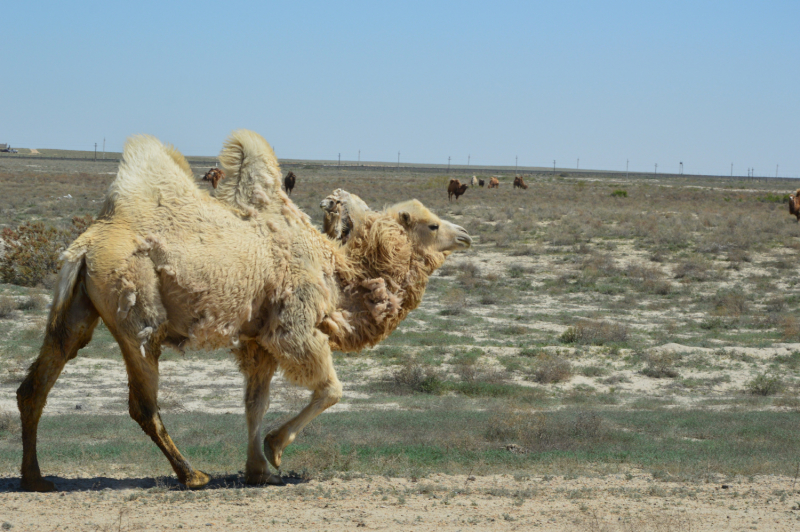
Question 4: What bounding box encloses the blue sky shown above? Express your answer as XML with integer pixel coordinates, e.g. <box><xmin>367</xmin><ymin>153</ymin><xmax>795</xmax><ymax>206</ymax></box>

<box><xmin>1</xmin><ymin>1</ymin><xmax>797</xmax><ymax>176</ymax></box>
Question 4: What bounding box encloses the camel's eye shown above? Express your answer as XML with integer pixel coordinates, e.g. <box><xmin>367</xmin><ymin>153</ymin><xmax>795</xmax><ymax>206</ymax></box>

<box><xmin>428</xmin><ymin>224</ymin><xmax>439</xmax><ymax>231</ymax></box>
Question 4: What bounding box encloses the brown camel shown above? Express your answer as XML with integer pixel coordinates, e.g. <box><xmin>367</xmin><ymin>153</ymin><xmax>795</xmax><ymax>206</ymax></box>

<box><xmin>202</xmin><ymin>167</ymin><xmax>225</xmax><ymax>188</ymax></box>
<box><xmin>284</xmin><ymin>171</ymin><xmax>296</xmax><ymax>195</ymax></box>
<box><xmin>789</xmin><ymin>189</ymin><xmax>800</xmax><ymax>221</ymax></box>
<box><xmin>16</xmin><ymin>130</ymin><xmax>471</xmax><ymax>492</ymax></box>
<box><xmin>488</xmin><ymin>177</ymin><xmax>500</xmax><ymax>189</ymax></box>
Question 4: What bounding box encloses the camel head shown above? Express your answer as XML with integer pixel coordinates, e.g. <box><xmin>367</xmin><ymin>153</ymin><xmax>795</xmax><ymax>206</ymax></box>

<box><xmin>320</xmin><ymin>189</ymin><xmax>370</xmax><ymax>243</ymax></box>
<box><xmin>387</xmin><ymin>199</ymin><xmax>472</xmax><ymax>256</ymax></box>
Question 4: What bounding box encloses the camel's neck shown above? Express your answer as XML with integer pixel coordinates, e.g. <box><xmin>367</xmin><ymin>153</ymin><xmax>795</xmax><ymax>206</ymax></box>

<box><xmin>325</xmin><ymin>215</ymin><xmax>444</xmax><ymax>352</ymax></box>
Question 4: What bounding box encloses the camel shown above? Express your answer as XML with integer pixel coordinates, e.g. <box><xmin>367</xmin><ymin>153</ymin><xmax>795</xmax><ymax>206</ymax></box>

<box><xmin>789</xmin><ymin>189</ymin><xmax>800</xmax><ymax>221</ymax></box>
<box><xmin>471</xmin><ymin>176</ymin><xmax>478</xmax><ymax>187</ymax></box>
<box><xmin>488</xmin><ymin>177</ymin><xmax>500</xmax><ymax>189</ymax></box>
<box><xmin>513</xmin><ymin>176</ymin><xmax>528</xmax><ymax>189</ymax></box>
<box><xmin>16</xmin><ymin>130</ymin><xmax>471</xmax><ymax>492</ymax></box>
<box><xmin>447</xmin><ymin>179</ymin><xmax>468</xmax><ymax>201</ymax></box>
<box><xmin>320</xmin><ymin>188</ymin><xmax>370</xmax><ymax>243</ymax></box>
<box><xmin>202</xmin><ymin>167</ymin><xmax>225</xmax><ymax>188</ymax></box>
<box><xmin>284</xmin><ymin>171</ymin><xmax>296</xmax><ymax>195</ymax></box>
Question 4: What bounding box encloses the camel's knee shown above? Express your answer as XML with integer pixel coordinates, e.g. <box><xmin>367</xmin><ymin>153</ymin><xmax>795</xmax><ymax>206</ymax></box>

<box><xmin>316</xmin><ymin>379</ymin><xmax>342</xmax><ymax>409</ymax></box>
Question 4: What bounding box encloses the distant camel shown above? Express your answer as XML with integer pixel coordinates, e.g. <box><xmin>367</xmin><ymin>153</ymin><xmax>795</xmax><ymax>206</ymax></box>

<box><xmin>513</xmin><ymin>176</ymin><xmax>528</xmax><ymax>189</ymax></box>
<box><xmin>447</xmin><ymin>179</ymin><xmax>468</xmax><ymax>201</ymax></box>
<box><xmin>202</xmin><ymin>167</ymin><xmax>225</xmax><ymax>188</ymax></box>
<box><xmin>478</xmin><ymin>179</ymin><xmax>485</xmax><ymax>187</ymax></box>
<box><xmin>17</xmin><ymin>130</ymin><xmax>471</xmax><ymax>492</ymax></box>
<box><xmin>471</xmin><ymin>176</ymin><xmax>478</xmax><ymax>187</ymax></box>
<box><xmin>790</xmin><ymin>189</ymin><xmax>800</xmax><ymax>221</ymax></box>
<box><xmin>488</xmin><ymin>177</ymin><xmax>500</xmax><ymax>189</ymax></box>
<box><xmin>284</xmin><ymin>171</ymin><xmax>296</xmax><ymax>195</ymax></box>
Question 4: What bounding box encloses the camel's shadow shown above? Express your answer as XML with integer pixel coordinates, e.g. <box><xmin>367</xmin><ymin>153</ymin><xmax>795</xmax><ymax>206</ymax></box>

<box><xmin>0</xmin><ymin>474</ymin><xmax>308</xmax><ymax>493</ymax></box>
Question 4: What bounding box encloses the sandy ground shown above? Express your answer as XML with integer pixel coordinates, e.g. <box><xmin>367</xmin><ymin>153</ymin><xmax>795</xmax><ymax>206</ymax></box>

<box><xmin>1</xmin><ymin>473</ymin><xmax>799</xmax><ymax>531</ymax></box>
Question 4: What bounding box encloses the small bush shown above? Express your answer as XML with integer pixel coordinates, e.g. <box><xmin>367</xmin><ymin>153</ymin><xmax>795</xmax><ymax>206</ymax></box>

<box><xmin>17</xmin><ymin>294</ymin><xmax>49</xmax><ymax>312</ymax></box>
<box><xmin>560</xmin><ymin>320</ymin><xmax>628</xmax><ymax>345</ymax></box>
<box><xmin>0</xmin><ymin>296</ymin><xmax>16</xmax><ymax>319</ymax></box>
<box><xmin>532</xmin><ymin>353</ymin><xmax>572</xmax><ymax>384</ymax></box>
<box><xmin>712</xmin><ymin>288</ymin><xmax>748</xmax><ymax>317</ymax></box>
<box><xmin>640</xmin><ymin>352</ymin><xmax>680</xmax><ymax>379</ymax></box>
<box><xmin>0</xmin><ymin>410</ymin><xmax>20</xmax><ymax>435</ymax></box>
<box><xmin>391</xmin><ymin>362</ymin><xmax>444</xmax><ymax>395</ymax></box>
<box><xmin>673</xmin><ymin>256</ymin><xmax>713</xmax><ymax>281</ymax></box>
<box><xmin>1</xmin><ymin>216</ymin><xmax>92</xmax><ymax>287</ymax></box>
<box><xmin>611</xmin><ymin>189</ymin><xmax>628</xmax><ymax>198</ymax></box>
<box><xmin>745</xmin><ymin>373</ymin><xmax>783</xmax><ymax>396</ymax></box>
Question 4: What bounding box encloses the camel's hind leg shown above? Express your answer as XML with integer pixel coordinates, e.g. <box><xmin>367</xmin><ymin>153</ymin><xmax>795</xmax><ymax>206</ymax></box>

<box><xmin>236</xmin><ymin>341</ymin><xmax>283</xmax><ymax>485</ymax></box>
<box><xmin>17</xmin><ymin>273</ymin><xmax>100</xmax><ymax>492</ymax></box>
<box><xmin>263</xmin><ymin>332</ymin><xmax>343</xmax><ymax>469</ymax></box>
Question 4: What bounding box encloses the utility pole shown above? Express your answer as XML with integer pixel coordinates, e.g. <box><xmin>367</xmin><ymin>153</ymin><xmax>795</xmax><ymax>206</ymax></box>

<box><xmin>102</xmin><ymin>138</ymin><xmax>105</xmax><ymax>159</ymax></box>
<box><xmin>776</xmin><ymin>164</ymin><xmax>779</xmax><ymax>178</ymax></box>
<box><xmin>94</xmin><ymin>143</ymin><xmax>97</xmax><ymax>162</ymax></box>
<box><xmin>397</xmin><ymin>152</ymin><xmax>400</xmax><ymax>169</ymax></box>
<box><xmin>358</xmin><ymin>150</ymin><xmax>360</xmax><ymax>164</ymax></box>
<box><xmin>467</xmin><ymin>154</ymin><xmax>470</xmax><ymax>166</ymax></box>
<box><xmin>553</xmin><ymin>160</ymin><xmax>556</xmax><ymax>176</ymax></box>
<box><xmin>577</xmin><ymin>158</ymin><xmax>579</xmax><ymax>170</ymax></box>
<box><xmin>338</xmin><ymin>153</ymin><xmax>341</xmax><ymax>167</ymax></box>
<box><xmin>515</xmin><ymin>156</ymin><xmax>518</xmax><ymax>175</ymax></box>
<box><xmin>654</xmin><ymin>163</ymin><xmax>657</xmax><ymax>176</ymax></box>
<box><xmin>447</xmin><ymin>156</ymin><xmax>451</xmax><ymax>173</ymax></box>
<box><xmin>679</xmin><ymin>161</ymin><xmax>683</xmax><ymax>175</ymax></box>
<box><xmin>626</xmin><ymin>159</ymin><xmax>629</xmax><ymax>179</ymax></box>
<box><xmin>731</xmin><ymin>163</ymin><xmax>733</xmax><ymax>177</ymax></box>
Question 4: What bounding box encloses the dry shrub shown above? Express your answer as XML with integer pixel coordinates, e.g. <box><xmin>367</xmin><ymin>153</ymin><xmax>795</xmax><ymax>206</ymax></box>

<box><xmin>640</xmin><ymin>352</ymin><xmax>680</xmax><ymax>379</ymax></box>
<box><xmin>712</xmin><ymin>288</ymin><xmax>748</xmax><ymax>317</ymax></box>
<box><xmin>0</xmin><ymin>410</ymin><xmax>20</xmax><ymax>436</ymax></box>
<box><xmin>745</xmin><ymin>373</ymin><xmax>783</xmax><ymax>396</ymax></box>
<box><xmin>390</xmin><ymin>361</ymin><xmax>443</xmax><ymax>394</ymax></box>
<box><xmin>440</xmin><ymin>287</ymin><xmax>467</xmax><ymax>315</ymax></box>
<box><xmin>532</xmin><ymin>353</ymin><xmax>572</xmax><ymax>384</ymax></box>
<box><xmin>17</xmin><ymin>294</ymin><xmax>49</xmax><ymax>312</ymax></box>
<box><xmin>560</xmin><ymin>320</ymin><xmax>628</xmax><ymax>345</ymax></box>
<box><xmin>626</xmin><ymin>263</ymin><xmax>671</xmax><ymax>294</ymax></box>
<box><xmin>673</xmin><ymin>256</ymin><xmax>714</xmax><ymax>281</ymax></box>
<box><xmin>781</xmin><ymin>316</ymin><xmax>800</xmax><ymax>341</ymax></box>
<box><xmin>486</xmin><ymin>408</ymin><xmax>603</xmax><ymax>451</ymax></box>
<box><xmin>580</xmin><ymin>253</ymin><xmax>618</xmax><ymax>278</ymax></box>
<box><xmin>0</xmin><ymin>296</ymin><xmax>16</xmax><ymax>318</ymax></box>
<box><xmin>1</xmin><ymin>215</ymin><xmax>92</xmax><ymax>287</ymax></box>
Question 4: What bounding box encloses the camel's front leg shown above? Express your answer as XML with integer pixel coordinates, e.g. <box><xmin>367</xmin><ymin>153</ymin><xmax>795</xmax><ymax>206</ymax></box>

<box><xmin>264</xmin><ymin>343</ymin><xmax>342</xmax><ymax>469</ymax></box>
<box><xmin>236</xmin><ymin>342</ymin><xmax>283</xmax><ymax>485</ymax></box>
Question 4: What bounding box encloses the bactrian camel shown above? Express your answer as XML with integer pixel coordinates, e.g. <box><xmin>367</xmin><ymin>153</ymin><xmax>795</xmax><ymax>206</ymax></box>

<box><xmin>17</xmin><ymin>130</ymin><xmax>471</xmax><ymax>492</ymax></box>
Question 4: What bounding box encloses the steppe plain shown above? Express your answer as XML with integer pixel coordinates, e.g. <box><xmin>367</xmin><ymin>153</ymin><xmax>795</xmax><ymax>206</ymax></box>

<box><xmin>1</xmin><ymin>151</ymin><xmax>800</xmax><ymax>530</ymax></box>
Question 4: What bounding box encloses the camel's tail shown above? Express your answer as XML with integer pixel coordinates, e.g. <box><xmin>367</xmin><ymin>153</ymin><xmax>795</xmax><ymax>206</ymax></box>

<box><xmin>48</xmin><ymin>236</ymin><xmax>91</xmax><ymax>333</ymax></box>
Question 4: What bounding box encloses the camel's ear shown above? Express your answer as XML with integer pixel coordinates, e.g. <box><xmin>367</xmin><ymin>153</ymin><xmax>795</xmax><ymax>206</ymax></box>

<box><xmin>398</xmin><ymin>211</ymin><xmax>412</xmax><ymax>228</ymax></box>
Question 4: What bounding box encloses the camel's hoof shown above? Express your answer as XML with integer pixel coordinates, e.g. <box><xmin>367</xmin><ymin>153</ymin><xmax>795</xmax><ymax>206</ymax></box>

<box><xmin>245</xmin><ymin>472</ymin><xmax>285</xmax><ymax>486</ymax></box>
<box><xmin>264</xmin><ymin>432</ymin><xmax>283</xmax><ymax>469</ymax></box>
<box><xmin>20</xmin><ymin>476</ymin><xmax>56</xmax><ymax>493</ymax></box>
<box><xmin>183</xmin><ymin>470</ymin><xmax>211</xmax><ymax>490</ymax></box>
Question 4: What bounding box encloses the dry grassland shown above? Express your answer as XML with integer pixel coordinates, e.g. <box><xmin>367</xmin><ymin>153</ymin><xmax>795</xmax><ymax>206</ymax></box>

<box><xmin>2</xmin><ymin>155</ymin><xmax>800</xmax><ymax>529</ymax></box>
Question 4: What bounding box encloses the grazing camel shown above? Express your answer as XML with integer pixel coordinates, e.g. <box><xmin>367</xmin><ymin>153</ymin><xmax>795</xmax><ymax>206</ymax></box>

<box><xmin>789</xmin><ymin>189</ymin><xmax>800</xmax><ymax>221</ymax></box>
<box><xmin>478</xmin><ymin>179</ymin><xmax>485</xmax><ymax>187</ymax></box>
<box><xmin>488</xmin><ymin>177</ymin><xmax>500</xmax><ymax>189</ymax></box>
<box><xmin>202</xmin><ymin>167</ymin><xmax>225</xmax><ymax>188</ymax></box>
<box><xmin>284</xmin><ymin>171</ymin><xmax>296</xmax><ymax>195</ymax></box>
<box><xmin>471</xmin><ymin>176</ymin><xmax>478</xmax><ymax>187</ymax></box>
<box><xmin>447</xmin><ymin>179</ymin><xmax>468</xmax><ymax>201</ymax></box>
<box><xmin>17</xmin><ymin>130</ymin><xmax>471</xmax><ymax>492</ymax></box>
<box><xmin>320</xmin><ymin>188</ymin><xmax>370</xmax><ymax>243</ymax></box>
<box><xmin>513</xmin><ymin>176</ymin><xmax>528</xmax><ymax>189</ymax></box>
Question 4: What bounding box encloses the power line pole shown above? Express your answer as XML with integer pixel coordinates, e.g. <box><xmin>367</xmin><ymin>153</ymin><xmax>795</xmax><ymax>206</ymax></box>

<box><xmin>553</xmin><ymin>160</ymin><xmax>556</xmax><ymax>176</ymax></box>
<box><xmin>338</xmin><ymin>153</ymin><xmax>341</xmax><ymax>167</ymax></box>
<box><xmin>654</xmin><ymin>163</ymin><xmax>657</xmax><ymax>176</ymax></box>
<box><xmin>577</xmin><ymin>158</ymin><xmax>579</xmax><ymax>170</ymax></box>
<box><xmin>447</xmin><ymin>156</ymin><xmax>450</xmax><ymax>173</ymax></box>
<box><xmin>397</xmin><ymin>152</ymin><xmax>400</xmax><ymax>169</ymax></box>
<box><xmin>776</xmin><ymin>164</ymin><xmax>779</xmax><ymax>178</ymax></box>
<box><xmin>358</xmin><ymin>150</ymin><xmax>360</xmax><ymax>164</ymax></box>
<box><xmin>626</xmin><ymin>159</ymin><xmax>629</xmax><ymax>179</ymax></box>
<box><xmin>679</xmin><ymin>161</ymin><xmax>683</xmax><ymax>175</ymax></box>
<box><xmin>94</xmin><ymin>143</ymin><xmax>97</xmax><ymax>162</ymax></box>
<box><xmin>515</xmin><ymin>156</ymin><xmax>518</xmax><ymax>175</ymax></box>
<box><xmin>467</xmin><ymin>154</ymin><xmax>470</xmax><ymax>166</ymax></box>
<box><xmin>731</xmin><ymin>163</ymin><xmax>733</xmax><ymax>177</ymax></box>
<box><xmin>102</xmin><ymin>138</ymin><xmax>105</xmax><ymax>160</ymax></box>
